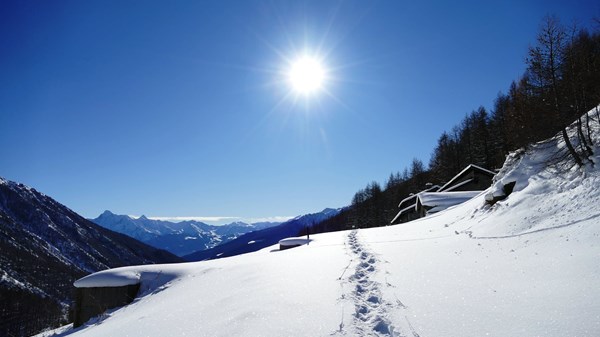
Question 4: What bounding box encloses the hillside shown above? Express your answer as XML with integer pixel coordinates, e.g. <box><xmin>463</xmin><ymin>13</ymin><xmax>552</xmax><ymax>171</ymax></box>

<box><xmin>43</xmin><ymin>109</ymin><xmax>600</xmax><ymax>337</ymax></box>
<box><xmin>0</xmin><ymin>178</ymin><xmax>182</xmax><ymax>337</ymax></box>
<box><xmin>183</xmin><ymin>208</ymin><xmax>340</xmax><ymax>261</ymax></box>
<box><xmin>92</xmin><ymin>211</ymin><xmax>280</xmax><ymax>256</ymax></box>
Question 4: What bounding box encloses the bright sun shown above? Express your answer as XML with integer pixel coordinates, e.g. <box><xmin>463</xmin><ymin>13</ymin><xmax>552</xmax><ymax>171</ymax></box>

<box><xmin>288</xmin><ymin>56</ymin><xmax>326</xmax><ymax>95</ymax></box>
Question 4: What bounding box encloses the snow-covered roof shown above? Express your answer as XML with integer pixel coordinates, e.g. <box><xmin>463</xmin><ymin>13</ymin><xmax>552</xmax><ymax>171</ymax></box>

<box><xmin>417</xmin><ymin>191</ymin><xmax>481</xmax><ymax>211</ymax></box>
<box><xmin>438</xmin><ymin>164</ymin><xmax>495</xmax><ymax>192</ymax></box>
<box><xmin>74</xmin><ymin>270</ymin><xmax>141</xmax><ymax>288</ymax></box>
<box><xmin>394</xmin><ymin>191</ymin><xmax>479</xmax><ymax>222</ymax></box>
<box><xmin>393</xmin><ymin>185</ymin><xmax>443</xmax><ymax>223</ymax></box>
<box><xmin>279</xmin><ymin>237</ymin><xmax>311</xmax><ymax>246</ymax></box>
<box><xmin>397</xmin><ymin>185</ymin><xmax>440</xmax><ymax>207</ymax></box>
<box><xmin>74</xmin><ymin>264</ymin><xmax>184</xmax><ymax>288</ymax></box>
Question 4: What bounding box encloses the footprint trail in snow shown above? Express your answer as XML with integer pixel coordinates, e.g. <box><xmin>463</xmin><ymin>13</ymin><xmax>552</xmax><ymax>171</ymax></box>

<box><xmin>343</xmin><ymin>230</ymin><xmax>400</xmax><ymax>337</ymax></box>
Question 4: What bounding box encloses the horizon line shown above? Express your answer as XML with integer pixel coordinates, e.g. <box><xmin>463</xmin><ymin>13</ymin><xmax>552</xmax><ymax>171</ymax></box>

<box><xmin>128</xmin><ymin>215</ymin><xmax>295</xmax><ymax>225</ymax></box>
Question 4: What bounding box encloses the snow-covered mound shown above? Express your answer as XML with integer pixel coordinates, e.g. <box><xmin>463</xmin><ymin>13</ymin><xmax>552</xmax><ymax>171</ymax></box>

<box><xmin>74</xmin><ymin>264</ymin><xmax>185</xmax><ymax>290</ymax></box>
<box><xmin>278</xmin><ymin>237</ymin><xmax>311</xmax><ymax>247</ymax></box>
<box><xmin>43</xmin><ymin>109</ymin><xmax>600</xmax><ymax>337</ymax></box>
<box><xmin>477</xmin><ymin>109</ymin><xmax>600</xmax><ymax>238</ymax></box>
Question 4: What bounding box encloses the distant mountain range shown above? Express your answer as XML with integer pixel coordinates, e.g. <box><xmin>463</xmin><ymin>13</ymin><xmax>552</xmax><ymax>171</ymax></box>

<box><xmin>0</xmin><ymin>177</ymin><xmax>182</xmax><ymax>337</ymax></box>
<box><xmin>184</xmin><ymin>208</ymin><xmax>341</xmax><ymax>261</ymax></box>
<box><xmin>91</xmin><ymin>211</ymin><xmax>281</xmax><ymax>256</ymax></box>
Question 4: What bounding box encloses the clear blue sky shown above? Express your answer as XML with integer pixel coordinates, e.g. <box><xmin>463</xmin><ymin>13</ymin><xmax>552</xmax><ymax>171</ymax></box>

<box><xmin>1</xmin><ymin>0</ymin><xmax>598</xmax><ymax>222</ymax></box>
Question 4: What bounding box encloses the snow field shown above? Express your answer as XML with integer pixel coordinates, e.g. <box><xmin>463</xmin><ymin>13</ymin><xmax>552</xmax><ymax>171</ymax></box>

<box><xmin>43</xmin><ymin>188</ymin><xmax>600</xmax><ymax>337</ymax></box>
<box><xmin>56</xmin><ymin>232</ymin><xmax>353</xmax><ymax>337</ymax></box>
<box><xmin>360</xmin><ymin>217</ymin><xmax>600</xmax><ymax>337</ymax></box>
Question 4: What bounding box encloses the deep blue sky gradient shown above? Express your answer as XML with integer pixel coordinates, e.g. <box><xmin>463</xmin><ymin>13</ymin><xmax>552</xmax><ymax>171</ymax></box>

<box><xmin>1</xmin><ymin>0</ymin><xmax>598</xmax><ymax>221</ymax></box>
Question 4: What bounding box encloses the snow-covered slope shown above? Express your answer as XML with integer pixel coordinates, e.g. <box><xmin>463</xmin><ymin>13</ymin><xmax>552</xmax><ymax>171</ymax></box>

<box><xmin>44</xmin><ymin>110</ymin><xmax>600</xmax><ymax>337</ymax></box>
<box><xmin>92</xmin><ymin>211</ymin><xmax>280</xmax><ymax>256</ymax></box>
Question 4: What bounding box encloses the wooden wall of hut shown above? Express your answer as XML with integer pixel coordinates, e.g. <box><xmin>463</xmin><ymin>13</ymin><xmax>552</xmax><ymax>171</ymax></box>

<box><xmin>279</xmin><ymin>243</ymin><xmax>302</xmax><ymax>251</ymax></box>
<box><xmin>72</xmin><ymin>283</ymin><xmax>140</xmax><ymax>327</ymax></box>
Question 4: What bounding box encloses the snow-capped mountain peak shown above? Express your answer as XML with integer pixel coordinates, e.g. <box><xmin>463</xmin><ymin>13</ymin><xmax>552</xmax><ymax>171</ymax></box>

<box><xmin>91</xmin><ymin>213</ymin><xmax>281</xmax><ymax>257</ymax></box>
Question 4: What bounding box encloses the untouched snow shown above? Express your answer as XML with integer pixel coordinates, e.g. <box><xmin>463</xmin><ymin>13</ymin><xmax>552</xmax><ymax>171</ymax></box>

<box><xmin>41</xmin><ymin>110</ymin><xmax>600</xmax><ymax>337</ymax></box>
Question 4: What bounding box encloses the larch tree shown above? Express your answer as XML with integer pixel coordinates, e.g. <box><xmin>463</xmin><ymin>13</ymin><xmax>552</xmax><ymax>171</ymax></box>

<box><xmin>527</xmin><ymin>16</ymin><xmax>583</xmax><ymax>166</ymax></box>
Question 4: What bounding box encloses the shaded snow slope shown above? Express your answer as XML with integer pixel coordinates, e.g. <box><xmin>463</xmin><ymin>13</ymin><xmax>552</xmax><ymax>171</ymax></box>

<box><xmin>44</xmin><ymin>109</ymin><xmax>600</xmax><ymax>337</ymax></box>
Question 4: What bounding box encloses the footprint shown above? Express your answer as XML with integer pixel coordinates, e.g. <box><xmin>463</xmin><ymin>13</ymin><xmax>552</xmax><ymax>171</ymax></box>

<box><xmin>367</xmin><ymin>295</ymin><xmax>380</xmax><ymax>304</ymax></box>
<box><xmin>373</xmin><ymin>318</ymin><xmax>391</xmax><ymax>334</ymax></box>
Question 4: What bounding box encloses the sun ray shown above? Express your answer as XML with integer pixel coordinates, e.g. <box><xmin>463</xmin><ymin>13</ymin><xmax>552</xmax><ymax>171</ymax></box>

<box><xmin>221</xmin><ymin>2</ymin><xmax>389</xmax><ymax>146</ymax></box>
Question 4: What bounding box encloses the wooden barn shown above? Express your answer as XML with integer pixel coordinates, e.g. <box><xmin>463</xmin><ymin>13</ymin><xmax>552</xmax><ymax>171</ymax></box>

<box><xmin>390</xmin><ymin>164</ymin><xmax>495</xmax><ymax>224</ymax></box>
<box><xmin>73</xmin><ymin>283</ymin><xmax>140</xmax><ymax>327</ymax></box>
<box><xmin>390</xmin><ymin>184</ymin><xmax>440</xmax><ymax>224</ymax></box>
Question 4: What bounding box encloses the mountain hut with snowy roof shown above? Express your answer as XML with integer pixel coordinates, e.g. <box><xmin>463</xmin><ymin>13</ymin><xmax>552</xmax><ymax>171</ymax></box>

<box><xmin>390</xmin><ymin>184</ymin><xmax>440</xmax><ymax>224</ymax></box>
<box><xmin>390</xmin><ymin>164</ymin><xmax>496</xmax><ymax>224</ymax></box>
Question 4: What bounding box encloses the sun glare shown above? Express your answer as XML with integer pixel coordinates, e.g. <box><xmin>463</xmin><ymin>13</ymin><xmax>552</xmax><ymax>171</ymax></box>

<box><xmin>288</xmin><ymin>56</ymin><xmax>326</xmax><ymax>95</ymax></box>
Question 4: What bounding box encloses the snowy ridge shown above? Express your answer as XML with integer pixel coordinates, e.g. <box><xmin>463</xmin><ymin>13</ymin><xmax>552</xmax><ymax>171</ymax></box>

<box><xmin>92</xmin><ymin>211</ymin><xmax>281</xmax><ymax>256</ymax></box>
